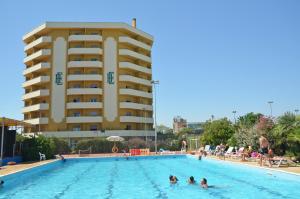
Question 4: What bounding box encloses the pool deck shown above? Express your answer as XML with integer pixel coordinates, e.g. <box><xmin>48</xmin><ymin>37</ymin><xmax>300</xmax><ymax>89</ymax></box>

<box><xmin>0</xmin><ymin>153</ymin><xmax>299</xmax><ymax>176</ymax></box>
<box><xmin>203</xmin><ymin>155</ymin><xmax>300</xmax><ymax>175</ymax></box>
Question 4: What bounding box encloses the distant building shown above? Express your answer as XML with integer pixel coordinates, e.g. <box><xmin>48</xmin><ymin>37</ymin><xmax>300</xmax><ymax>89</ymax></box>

<box><xmin>187</xmin><ymin>122</ymin><xmax>204</xmax><ymax>134</ymax></box>
<box><xmin>173</xmin><ymin>116</ymin><xmax>187</xmax><ymax>133</ymax></box>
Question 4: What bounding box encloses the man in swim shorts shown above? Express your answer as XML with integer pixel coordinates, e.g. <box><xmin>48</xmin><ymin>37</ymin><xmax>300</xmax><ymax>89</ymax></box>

<box><xmin>259</xmin><ymin>135</ymin><xmax>269</xmax><ymax>166</ymax></box>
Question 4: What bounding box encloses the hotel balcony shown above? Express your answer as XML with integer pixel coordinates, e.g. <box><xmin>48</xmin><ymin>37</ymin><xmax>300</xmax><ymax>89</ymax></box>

<box><xmin>24</xmin><ymin>49</ymin><xmax>51</xmax><ymax>64</ymax></box>
<box><xmin>68</xmin><ymin>48</ymin><xmax>103</xmax><ymax>55</ymax></box>
<box><xmin>120</xmin><ymin>116</ymin><xmax>153</xmax><ymax>123</ymax></box>
<box><xmin>66</xmin><ymin>102</ymin><xmax>103</xmax><ymax>109</ymax></box>
<box><xmin>24</xmin><ymin>36</ymin><xmax>52</xmax><ymax>52</ymax></box>
<box><xmin>67</xmin><ymin>61</ymin><xmax>103</xmax><ymax>68</ymax></box>
<box><xmin>22</xmin><ymin>76</ymin><xmax>50</xmax><ymax>88</ymax></box>
<box><xmin>119</xmin><ymin>36</ymin><xmax>151</xmax><ymax>51</ymax></box>
<box><xmin>23</xmin><ymin>62</ymin><xmax>50</xmax><ymax>76</ymax></box>
<box><xmin>119</xmin><ymin>49</ymin><xmax>151</xmax><ymax>63</ymax></box>
<box><xmin>119</xmin><ymin>75</ymin><xmax>152</xmax><ymax>86</ymax></box>
<box><xmin>120</xmin><ymin>102</ymin><xmax>152</xmax><ymax>111</ymax></box>
<box><xmin>119</xmin><ymin>62</ymin><xmax>151</xmax><ymax>74</ymax></box>
<box><xmin>119</xmin><ymin>88</ymin><xmax>152</xmax><ymax>98</ymax></box>
<box><xmin>22</xmin><ymin>89</ymin><xmax>50</xmax><ymax>100</ymax></box>
<box><xmin>66</xmin><ymin>116</ymin><xmax>103</xmax><ymax>123</ymax></box>
<box><xmin>67</xmin><ymin>88</ymin><xmax>102</xmax><ymax>95</ymax></box>
<box><xmin>22</xmin><ymin>103</ymin><xmax>49</xmax><ymax>113</ymax></box>
<box><xmin>24</xmin><ymin>117</ymin><xmax>48</xmax><ymax>125</ymax></box>
<box><xmin>68</xmin><ymin>35</ymin><xmax>102</xmax><ymax>42</ymax></box>
<box><xmin>67</xmin><ymin>74</ymin><xmax>102</xmax><ymax>81</ymax></box>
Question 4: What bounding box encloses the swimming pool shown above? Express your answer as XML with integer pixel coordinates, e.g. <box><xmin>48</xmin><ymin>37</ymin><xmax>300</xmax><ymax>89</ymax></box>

<box><xmin>1</xmin><ymin>155</ymin><xmax>300</xmax><ymax>199</ymax></box>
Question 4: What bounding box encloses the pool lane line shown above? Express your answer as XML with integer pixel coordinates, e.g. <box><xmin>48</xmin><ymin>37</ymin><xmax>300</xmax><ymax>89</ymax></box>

<box><xmin>135</xmin><ymin>159</ymin><xmax>168</xmax><ymax>199</ymax></box>
<box><xmin>53</xmin><ymin>164</ymin><xmax>96</xmax><ymax>199</ymax></box>
<box><xmin>104</xmin><ymin>162</ymin><xmax>119</xmax><ymax>199</ymax></box>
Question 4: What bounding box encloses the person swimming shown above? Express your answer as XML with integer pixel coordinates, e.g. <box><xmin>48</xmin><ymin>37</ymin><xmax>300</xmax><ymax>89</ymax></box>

<box><xmin>0</xmin><ymin>180</ymin><xmax>4</xmax><ymax>187</ymax></box>
<box><xmin>200</xmin><ymin>178</ymin><xmax>208</xmax><ymax>188</ymax></box>
<box><xmin>59</xmin><ymin>154</ymin><xmax>66</xmax><ymax>162</ymax></box>
<box><xmin>169</xmin><ymin>175</ymin><xmax>178</xmax><ymax>184</ymax></box>
<box><xmin>188</xmin><ymin>176</ymin><xmax>196</xmax><ymax>184</ymax></box>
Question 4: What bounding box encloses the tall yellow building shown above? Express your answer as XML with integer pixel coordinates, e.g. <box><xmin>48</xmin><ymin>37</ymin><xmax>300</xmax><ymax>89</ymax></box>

<box><xmin>22</xmin><ymin>20</ymin><xmax>154</xmax><ymax>146</ymax></box>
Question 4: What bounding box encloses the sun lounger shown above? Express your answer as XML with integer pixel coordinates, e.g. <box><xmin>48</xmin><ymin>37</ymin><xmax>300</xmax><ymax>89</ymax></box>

<box><xmin>231</xmin><ymin>147</ymin><xmax>245</xmax><ymax>159</ymax></box>
<box><xmin>159</xmin><ymin>149</ymin><xmax>175</xmax><ymax>155</ymax></box>
<box><xmin>224</xmin><ymin>147</ymin><xmax>234</xmax><ymax>158</ymax></box>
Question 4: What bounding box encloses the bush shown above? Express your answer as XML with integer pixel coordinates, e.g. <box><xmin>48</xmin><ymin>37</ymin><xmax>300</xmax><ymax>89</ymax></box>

<box><xmin>50</xmin><ymin>137</ymin><xmax>71</xmax><ymax>154</ymax></box>
<box><xmin>128</xmin><ymin>138</ymin><xmax>146</xmax><ymax>149</ymax></box>
<box><xmin>75</xmin><ymin>138</ymin><xmax>125</xmax><ymax>153</ymax></box>
<box><xmin>22</xmin><ymin>135</ymin><xmax>55</xmax><ymax>161</ymax></box>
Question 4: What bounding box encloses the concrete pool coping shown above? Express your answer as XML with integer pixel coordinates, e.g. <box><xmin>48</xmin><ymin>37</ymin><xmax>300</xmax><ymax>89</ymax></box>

<box><xmin>190</xmin><ymin>155</ymin><xmax>300</xmax><ymax>176</ymax></box>
<box><xmin>1</xmin><ymin>153</ymin><xmax>299</xmax><ymax>177</ymax></box>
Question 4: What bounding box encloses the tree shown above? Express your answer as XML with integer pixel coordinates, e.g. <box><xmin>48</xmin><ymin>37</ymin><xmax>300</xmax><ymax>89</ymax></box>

<box><xmin>270</xmin><ymin>112</ymin><xmax>298</xmax><ymax>155</ymax></box>
<box><xmin>200</xmin><ymin>118</ymin><xmax>234</xmax><ymax>146</ymax></box>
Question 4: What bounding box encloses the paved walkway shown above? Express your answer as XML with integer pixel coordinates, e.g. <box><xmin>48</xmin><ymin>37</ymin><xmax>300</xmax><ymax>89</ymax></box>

<box><xmin>204</xmin><ymin>155</ymin><xmax>300</xmax><ymax>174</ymax></box>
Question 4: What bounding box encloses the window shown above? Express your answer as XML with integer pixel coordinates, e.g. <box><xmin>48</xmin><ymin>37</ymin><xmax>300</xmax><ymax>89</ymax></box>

<box><xmin>90</xmin><ymin>84</ymin><xmax>98</xmax><ymax>88</ymax></box>
<box><xmin>73</xmin><ymin>98</ymin><xmax>80</xmax><ymax>103</ymax></box>
<box><xmin>90</xmin><ymin>45</ymin><xmax>99</xmax><ymax>48</ymax></box>
<box><xmin>73</xmin><ymin>84</ymin><xmax>81</xmax><ymax>88</ymax></box>
<box><xmin>125</xmin><ymin>125</ymin><xmax>131</xmax><ymax>130</ymax></box>
<box><xmin>125</xmin><ymin>112</ymin><xmax>132</xmax><ymax>116</ymax></box>
<box><xmin>74</xmin><ymin>70</ymin><xmax>81</xmax><ymax>74</ymax></box>
<box><xmin>73</xmin><ymin>112</ymin><xmax>80</xmax><ymax>117</ymax></box>
<box><xmin>90</xmin><ymin>58</ymin><xmax>98</xmax><ymax>61</ymax></box>
<box><xmin>75</xmin><ymin>45</ymin><xmax>82</xmax><ymax>48</ymax></box>
<box><xmin>90</xmin><ymin>71</ymin><xmax>97</xmax><ymax>74</ymax></box>
<box><xmin>90</xmin><ymin>98</ymin><xmax>97</xmax><ymax>102</ymax></box>
<box><xmin>90</xmin><ymin>125</ymin><xmax>97</xmax><ymax>131</ymax></box>
<box><xmin>74</xmin><ymin>58</ymin><xmax>82</xmax><ymax>61</ymax></box>
<box><xmin>90</xmin><ymin>32</ymin><xmax>98</xmax><ymax>35</ymax></box>
<box><xmin>73</xmin><ymin>125</ymin><xmax>81</xmax><ymax>131</ymax></box>
<box><xmin>90</xmin><ymin>111</ymin><xmax>98</xmax><ymax>116</ymax></box>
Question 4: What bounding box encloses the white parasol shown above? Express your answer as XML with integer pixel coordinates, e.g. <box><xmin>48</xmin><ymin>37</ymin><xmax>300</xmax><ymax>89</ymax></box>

<box><xmin>106</xmin><ymin>136</ymin><xmax>124</xmax><ymax>142</ymax></box>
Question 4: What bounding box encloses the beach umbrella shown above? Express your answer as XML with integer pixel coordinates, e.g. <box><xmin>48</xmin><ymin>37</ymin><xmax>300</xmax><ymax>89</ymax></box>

<box><xmin>106</xmin><ymin>136</ymin><xmax>124</xmax><ymax>142</ymax></box>
<box><xmin>106</xmin><ymin>136</ymin><xmax>124</xmax><ymax>153</ymax></box>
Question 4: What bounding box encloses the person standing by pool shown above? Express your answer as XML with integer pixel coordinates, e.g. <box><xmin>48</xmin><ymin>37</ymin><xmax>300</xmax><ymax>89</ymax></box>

<box><xmin>259</xmin><ymin>135</ymin><xmax>269</xmax><ymax>166</ymax></box>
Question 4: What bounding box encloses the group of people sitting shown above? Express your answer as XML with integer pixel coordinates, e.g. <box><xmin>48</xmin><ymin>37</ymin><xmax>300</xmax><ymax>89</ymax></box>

<box><xmin>197</xmin><ymin>135</ymin><xmax>279</xmax><ymax>167</ymax></box>
<box><xmin>169</xmin><ymin>175</ymin><xmax>211</xmax><ymax>189</ymax></box>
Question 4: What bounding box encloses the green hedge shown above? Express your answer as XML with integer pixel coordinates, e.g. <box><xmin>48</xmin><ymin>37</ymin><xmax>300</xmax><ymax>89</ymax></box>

<box><xmin>75</xmin><ymin>138</ymin><xmax>125</xmax><ymax>153</ymax></box>
<box><xmin>21</xmin><ymin>136</ymin><xmax>70</xmax><ymax>161</ymax></box>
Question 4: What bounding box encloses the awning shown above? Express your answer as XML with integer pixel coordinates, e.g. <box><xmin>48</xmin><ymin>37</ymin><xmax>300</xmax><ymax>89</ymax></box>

<box><xmin>0</xmin><ymin>117</ymin><xmax>32</xmax><ymax>127</ymax></box>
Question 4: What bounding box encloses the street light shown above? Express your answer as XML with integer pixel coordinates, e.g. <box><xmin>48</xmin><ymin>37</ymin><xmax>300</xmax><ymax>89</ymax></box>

<box><xmin>151</xmin><ymin>80</ymin><xmax>159</xmax><ymax>154</ymax></box>
<box><xmin>232</xmin><ymin>110</ymin><xmax>237</xmax><ymax>124</ymax></box>
<box><xmin>268</xmin><ymin>101</ymin><xmax>274</xmax><ymax>117</ymax></box>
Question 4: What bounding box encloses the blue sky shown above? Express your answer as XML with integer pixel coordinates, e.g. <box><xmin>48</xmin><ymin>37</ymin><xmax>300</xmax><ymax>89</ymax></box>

<box><xmin>0</xmin><ymin>0</ymin><xmax>299</xmax><ymax>127</ymax></box>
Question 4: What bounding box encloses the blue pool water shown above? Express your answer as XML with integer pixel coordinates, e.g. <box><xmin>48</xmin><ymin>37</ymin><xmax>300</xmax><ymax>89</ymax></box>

<box><xmin>1</xmin><ymin>155</ymin><xmax>300</xmax><ymax>199</ymax></box>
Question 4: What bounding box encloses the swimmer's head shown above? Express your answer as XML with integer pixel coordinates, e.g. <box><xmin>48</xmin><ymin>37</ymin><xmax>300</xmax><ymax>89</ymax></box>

<box><xmin>190</xmin><ymin>176</ymin><xmax>195</xmax><ymax>182</ymax></box>
<box><xmin>201</xmin><ymin>178</ymin><xmax>207</xmax><ymax>185</ymax></box>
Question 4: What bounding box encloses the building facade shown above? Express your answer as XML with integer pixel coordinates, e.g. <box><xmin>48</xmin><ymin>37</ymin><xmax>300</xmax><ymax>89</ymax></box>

<box><xmin>173</xmin><ymin>116</ymin><xmax>187</xmax><ymax>133</ymax></box>
<box><xmin>22</xmin><ymin>21</ymin><xmax>154</xmax><ymax>145</ymax></box>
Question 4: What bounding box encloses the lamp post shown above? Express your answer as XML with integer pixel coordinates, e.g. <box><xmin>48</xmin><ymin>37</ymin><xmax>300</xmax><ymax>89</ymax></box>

<box><xmin>268</xmin><ymin>101</ymin><xmax>274</xmax><ymax>117</ymax></box>
<box><xmin>151</xmin><ymin>80</ymin><xmax>159</xmax><ymax>154</ymax></box>
<box><xmin>232</xmin><ymin>110</ymin><xmax>237</xmax><ymax>124</ymax></box>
